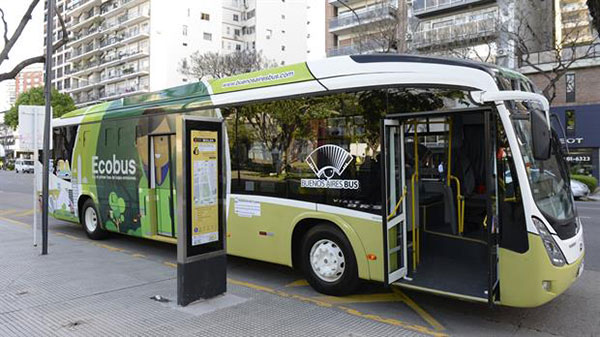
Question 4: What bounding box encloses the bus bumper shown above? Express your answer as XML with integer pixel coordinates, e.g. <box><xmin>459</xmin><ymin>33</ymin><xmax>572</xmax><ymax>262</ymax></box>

<box><xmin>498</xmin><ymin>233</ymin><xmax>584</xmax><ymax>308</ymax></box>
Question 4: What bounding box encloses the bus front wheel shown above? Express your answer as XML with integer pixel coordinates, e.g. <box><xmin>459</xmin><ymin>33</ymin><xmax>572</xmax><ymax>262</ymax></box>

<box><xmin>81</xmin><ymin>199</ymin><xmax>107</xmax><ymax>240</ymax></box>
<box><xmin>301</xmin><ymin>224</ymin><xmax>359</xmax><ymax>296</ymax></box>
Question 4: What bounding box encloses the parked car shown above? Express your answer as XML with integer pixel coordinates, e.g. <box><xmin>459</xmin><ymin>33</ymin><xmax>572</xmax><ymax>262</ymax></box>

<box><xmin>15</xmin><ymin>159</ymin><xmax>34</xmax><ymax>173</ymax></box>
<box><xmin>571</xmin><ymin>179</ymin><xmax>590</xmax><ymax>199</ymax></box>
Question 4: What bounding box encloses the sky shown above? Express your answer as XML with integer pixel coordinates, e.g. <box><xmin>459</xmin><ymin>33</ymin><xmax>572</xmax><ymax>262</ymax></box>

<box><xmin>0</xmin><ymin>0</ymin><xmax>44</xmax><ymax>111</ymax></box>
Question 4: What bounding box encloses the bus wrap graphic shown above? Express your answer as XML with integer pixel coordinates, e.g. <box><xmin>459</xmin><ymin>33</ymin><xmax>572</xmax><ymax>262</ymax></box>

<box><xmin>301</xmin><ymin>145</ymin><xmax>359</xmax><ymax>190</ymax></box>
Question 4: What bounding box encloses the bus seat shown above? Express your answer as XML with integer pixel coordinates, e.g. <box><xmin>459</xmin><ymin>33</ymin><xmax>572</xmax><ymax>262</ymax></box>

<box><xmin>419</xmin><ymin>181</ymin><xmax>457</xmax><ymax>235</ymax></box>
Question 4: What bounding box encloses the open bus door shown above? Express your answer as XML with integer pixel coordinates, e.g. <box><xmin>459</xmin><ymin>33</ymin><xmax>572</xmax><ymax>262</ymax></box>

<box><xmin>381</xmin><ymin>119</ymin><xmax>408</xmax><ymax>284</ymax></box>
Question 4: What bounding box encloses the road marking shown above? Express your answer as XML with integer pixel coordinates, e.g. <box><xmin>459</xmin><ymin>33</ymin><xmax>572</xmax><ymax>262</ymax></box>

<box><xmin>132</xmin><ymin>253</ymin><xmax>147</xmax><ymax>258</ymax></box>
<box><xmin>392</xmin><ymin>287</ymin><xmax>446</xmax><ymax>332</ymax></box>
<box><xmin>285</xmin><ymin>279</ymin><xmax>309</xmax><ymax>287</ymax></box>
<box><xmin>13</xmin><ymin>209</ymin><xmax>34</xmax><ymax>217</ymax></box>
<box><xmin>0</xmin><ymin>215</ymin><xmax>30</xmax><ymax>228</ymax></box>
<box><xmin>338</xmin><ymin>306</ymin><xmax>448</xmax><ymax>337</ymax></box>
<box><xmin>0</xmin><ymin>217</ymin><xmax>446</xmax><ymax>336</ymax></box>
<box><xmin>314</xmin><ymin>293</ymin><xmax>403</xmax><ymax>304</ymax></box>
<box><xmin>0</xmin><ymin>209</ymin><xmax>21</xmax><ymax>216</ymax></box>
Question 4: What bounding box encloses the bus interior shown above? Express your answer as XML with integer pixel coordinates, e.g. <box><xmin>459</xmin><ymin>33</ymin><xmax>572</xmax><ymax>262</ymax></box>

<box><xmin>389</xmin><ymin>108</ymin><xmax>495</xmax><ymax>300</ymax></box>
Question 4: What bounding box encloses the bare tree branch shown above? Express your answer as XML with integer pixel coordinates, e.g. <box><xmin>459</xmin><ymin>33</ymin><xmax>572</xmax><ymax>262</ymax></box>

<box><xmin>0</xmin><ymin>8</ymin><xmax>9</xmax><ymax>47</ymax></box>
<box><xmin>0</xmin><ymin>0</ymin><xmax>40</xmax><ymax>63</ymax></box>
<box><xmin>0</xmin><ymin>55</ymin><xmax>44</xmax><ymax>82</ymax></box>
<box><xmin>0</xmin><ymin>0</ymin><xmax>70</xmax><ymax>82</ymax></box>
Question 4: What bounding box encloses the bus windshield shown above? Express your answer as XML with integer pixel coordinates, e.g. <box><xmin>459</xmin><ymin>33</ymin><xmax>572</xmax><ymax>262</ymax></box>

<box><xmin>508</xmin><ymin>102</ymin><xmax>575</xmax><ymax>222</ymax></box>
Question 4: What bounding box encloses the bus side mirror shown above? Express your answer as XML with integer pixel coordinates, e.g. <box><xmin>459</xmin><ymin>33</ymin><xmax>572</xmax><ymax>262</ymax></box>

<box><xmin>531</xmin><ymin>109</ymin><xmax>551</xmax><ymax>160</ymax></box>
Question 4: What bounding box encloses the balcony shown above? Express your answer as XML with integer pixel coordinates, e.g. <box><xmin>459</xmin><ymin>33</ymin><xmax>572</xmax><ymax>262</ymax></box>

<box><xmin>104</xmin><ymin>84</ymin><xmax>150</xmax><ymax>100</ymax></box>
<box><xmin>100</xmin><ymin>0</ymin><xmax>148</xmax><ymax>20</ymax></box>
<box><xmin>98</xmin><ymin>29</ymin><xmax>150</xmax><ymax>52</ymax></box>
<box><xmin>327</xmin><ymin>39</ymin><xmax>395</xmax><ymax>57</ymax></box>
<box><xmin>519</xmin><ymin>43</ymin><xmax>600</xmax><ymax>73</ymax></box>
<box><xmin>412</xmin><ymin>0</ymin><xmax>495</xmax><ymax>18</ymax></box>
<box><xmin>412</xmin><ymin>17</ymin><xmax>497</xmax><ymax>49</ymax></box>
<box><xmin>68</xmin><ymin>49</ymin><xmax>149</xmax><ymax>77</ymax></box>
<box><xmin>329</xmin><ymin>0</ymin><xmax>365</xmax><ymax>8</ymax></box>
<box><xmin>69</xmin><ymin>42</ymin><xmax>102</xmax><ymax>62</ymax></box>
<box><xmin>329</xmin><ymin>5</ymin><xmax>396</xmax><ymax>34</ymax></box>
<box><xmin>68</xmin><ymin>25</ymin><xmax>102</xmax><ymax>47</ymax></box>
<box><xmin>100</xmin><ymin>67</ymin><xmax>150</xmax><ymax>85</ymax></box>
<box><xmin>66</xmin><ymin>0</ymin><xmax>101</xmax><ymax>16</ymax></box>
<box><xmin>69</xmin><ymin>67</ymin><xmax>150</xmax><ymax>94</ymax></box>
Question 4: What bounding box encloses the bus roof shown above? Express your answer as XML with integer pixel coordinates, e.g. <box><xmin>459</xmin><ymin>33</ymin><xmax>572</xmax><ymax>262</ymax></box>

<box><xmin>57</xmin><ymin>55</ymin><xmax>517</xmax><ymax>125</ymax></box>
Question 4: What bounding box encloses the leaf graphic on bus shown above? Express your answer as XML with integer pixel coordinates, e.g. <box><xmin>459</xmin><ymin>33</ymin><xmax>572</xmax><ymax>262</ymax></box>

<box><xmin>108</xmin><ymin>192</ymin><xmax>126</xmax><ymax>231</ymax></box>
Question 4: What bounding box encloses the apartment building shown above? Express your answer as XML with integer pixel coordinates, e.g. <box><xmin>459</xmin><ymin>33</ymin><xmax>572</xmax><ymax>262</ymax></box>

<box><xmin>519</xmin><ymin>0</ymin><xmax>600</xmax><ymax>182</ymax></box>
<box><xmin>46</xmin><ymin>0</ymin><xmax>320</xmax><ymax>106</ymax></box>
<box><xmin>222</xmin><ymin>0</ymin><xmax>313</xmax><ymax>66</ymax></box>
<box><xmin>14</xmin><ymin>65</ymin><xmax>44</xmax><ymax>98</ymax></box>
<box><xmin>46</xmin><ymin>0</ymin><xmax>221</xmax><ymax>107</ymax></box>
<box><xmin>326</xmin><ymin>0</ymin><xmax>400</xmax><ymax>57</ymax></box>
<box><xmin>408</xmin><ymin>0</ymin><xmax>552</xmax><ymax>68</ymax></box>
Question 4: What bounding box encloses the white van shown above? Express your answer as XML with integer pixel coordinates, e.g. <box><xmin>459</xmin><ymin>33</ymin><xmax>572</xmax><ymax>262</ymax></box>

<box><xmin>15</xmin><ymin>158</ymin><xmax>34</xmax><ymax>173</ymax></box>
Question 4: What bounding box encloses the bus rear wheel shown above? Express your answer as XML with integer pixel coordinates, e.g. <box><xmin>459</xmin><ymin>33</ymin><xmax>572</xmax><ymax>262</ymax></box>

<box><xmin>301</xmin><ymin>224</ymin><xmax>359</xmax><ymax>296</ymax></box>
<box><xmin>81</xmin><ymin>199</ymin><xmax>107</xmax><ymax>240</ymax></box>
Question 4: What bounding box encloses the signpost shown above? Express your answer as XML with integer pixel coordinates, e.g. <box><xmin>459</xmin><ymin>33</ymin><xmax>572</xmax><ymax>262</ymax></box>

<box><xmin>176</xmin><ymin>116</ymin><xmax>227</xmax><ymax>306</ymax></box>
<box><xmin>17</xmin><ymin>106</ymin><xmax>49</xmax><ymax>247</ymax></box>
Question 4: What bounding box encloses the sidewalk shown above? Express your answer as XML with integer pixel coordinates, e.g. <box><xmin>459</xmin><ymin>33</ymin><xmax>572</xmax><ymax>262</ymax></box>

<box><xmin>0</xmin><ymin>219</ymin><xmax>427</xmax><ymax>337</ymax></box>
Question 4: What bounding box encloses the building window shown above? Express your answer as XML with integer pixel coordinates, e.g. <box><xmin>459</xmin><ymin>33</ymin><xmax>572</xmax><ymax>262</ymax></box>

<box><xmin>201</xmin><ymin>13</ymin><xmax>210</xmax><ymax>21</ymax></box>
<box><xmin>566</xmin><ymin>73</ymin><xmax>575</xmax><ymax>103</ymax></box>
<box><xmin>565</xmin><ymin>109</ymin><xmax>576</xmax><ymax>136</ymax></box>
<box><xmin>236</xmin><ymin>44</ymin><xmax>242</xmax><ymax>51</ymax></box>
<box><xmin>281</xmin><ymin>14</ymin><xmax>285</xmax><ymax>19</ymax></box>
<box><xmin>204</xmin><ymin>32</ymin><xmax>212</xmax><ymax>41</ymax></box>
<box><xmin>234</xmin><ymin>29</ymin><xmax>240</xmax><ymax>37</ymax></box>
<box><xmin>281</xmin><ymin>45</ymin><xmax>285</xmax><ymax>51</ymax></box>
<box><xmin>247</xmin><ymin>9</ymin><xmax>255</xmax><ymax>19</ymax></box>
<box><xmin>266</xmin><ymin>29</ymin><xmax>272</xmax><ymax>39</ymax></box>
<box><xmin>233</xmin><ymin>14</ymin><xmax>239</xmax><ymax>21</ymax></box>
<box><xmin>182</xmin><ymin>25</ymin><xmax>188</xmax><ymax>36</ymax></box>
<box><xmin>187</xmin><ymin>8</ymin><xmax>191</xmax><ymax>17</ymax></box>
<box><xmin>183</xmin><ymin>42</ymin><xmax>188</xmax><ymax>46</ymax></box>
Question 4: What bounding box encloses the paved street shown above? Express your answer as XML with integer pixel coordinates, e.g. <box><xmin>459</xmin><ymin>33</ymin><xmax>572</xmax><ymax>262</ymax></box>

<box><xmin>1</xmin><ymin>170</ymin><xmax>600</xmax><ymax>336</ymax></box>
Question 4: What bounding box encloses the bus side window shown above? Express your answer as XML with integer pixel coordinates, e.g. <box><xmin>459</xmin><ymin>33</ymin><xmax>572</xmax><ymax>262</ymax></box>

<box><xmin>497</xmin><ymin>122</ymin><xmax>528</xmax><ymax>253</ymax></box>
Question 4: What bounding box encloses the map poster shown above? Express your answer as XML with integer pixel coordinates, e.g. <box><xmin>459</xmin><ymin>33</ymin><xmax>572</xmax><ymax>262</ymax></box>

<box><xmin>190</xmin><ymin>130</ymin><xmax>219</xmax><ymax>246</ymax></box>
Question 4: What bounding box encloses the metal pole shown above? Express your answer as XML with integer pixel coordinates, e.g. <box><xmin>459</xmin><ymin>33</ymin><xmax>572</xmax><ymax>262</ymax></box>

<box><xmin>42</xmin><ymin>0</ymin><xmax>55</xmax><ymax>255</ymax></box>
<box><xmin>33</xmin><ymin>110</ymin><xmax>38</xmax><ymax>247</ymax></box>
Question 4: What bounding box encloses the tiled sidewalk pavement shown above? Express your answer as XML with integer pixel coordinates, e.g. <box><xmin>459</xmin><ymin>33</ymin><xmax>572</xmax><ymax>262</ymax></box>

<box><xmin>0</xmin><ymin>219</ymin><xmax>430</xmax><ymax>337</ymax></box>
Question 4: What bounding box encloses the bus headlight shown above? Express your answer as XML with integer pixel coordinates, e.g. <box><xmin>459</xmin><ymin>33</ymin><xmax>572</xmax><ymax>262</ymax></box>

<box><xmin>533</xmin><ymin>217</ymin><xmax>566</xmax><ymax>267</ymax></box>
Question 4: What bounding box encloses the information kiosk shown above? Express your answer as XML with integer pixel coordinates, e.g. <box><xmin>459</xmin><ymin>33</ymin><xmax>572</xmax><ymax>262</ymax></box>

<box><xmin>176</xmin><ymin>116</ymin><xmax>227</xmax><ymax>306</ymax></box>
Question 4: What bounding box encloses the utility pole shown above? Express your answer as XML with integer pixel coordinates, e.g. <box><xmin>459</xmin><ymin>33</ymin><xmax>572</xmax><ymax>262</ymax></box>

<box><xmin>42</xmin><ymin>0</ymin><xmax>55</xmax><ymax>255</ymax></box>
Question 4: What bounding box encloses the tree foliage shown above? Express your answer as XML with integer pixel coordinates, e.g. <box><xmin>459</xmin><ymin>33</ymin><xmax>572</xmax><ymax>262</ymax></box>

<box><xmin>179</xmin><ymin>50</ymin><xmax>278</xmax><ymax>80</ymax></box>
<box><xmin>4</xmin><ymin>86</ymin><xmax>76</xmax><ymax>129</ymax></box>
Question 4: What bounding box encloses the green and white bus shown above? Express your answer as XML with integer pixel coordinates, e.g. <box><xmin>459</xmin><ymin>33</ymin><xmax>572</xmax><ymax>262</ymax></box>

<box><xmin>48</xmin><ymin>55</ymin><xmax>584</xmax><ymax>307</ymax></box>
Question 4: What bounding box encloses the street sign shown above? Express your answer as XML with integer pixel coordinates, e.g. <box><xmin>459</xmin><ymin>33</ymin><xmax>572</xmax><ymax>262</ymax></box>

<box><xmin>17</xmin><ymin>106</ymin><xmax>51</xmax><ymax>152</ymax></box>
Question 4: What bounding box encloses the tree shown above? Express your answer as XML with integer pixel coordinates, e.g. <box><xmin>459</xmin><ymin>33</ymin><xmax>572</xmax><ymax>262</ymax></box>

<box><xmin>179</xmin><ymin>50</ymin><xmax>278</xmax><ymax>81</ymax></box>
<box><xmin>410</xmin><ymin>0</ymin><xmax>599</xmax><ymax>103</ymax></box>
<box><xmin>4</xmin><ymin>86</ymin><xmax>76</xmax><ymax>129</ymax></box>
<box><xmin>509</xmin><ymin>0</ymin><xmax>600</xmax><ymax>103</ymax></box>
<box><xmin>0</xmin><ymin>0</ymin><xmax>68</xmax><ymax>82</ymax></box>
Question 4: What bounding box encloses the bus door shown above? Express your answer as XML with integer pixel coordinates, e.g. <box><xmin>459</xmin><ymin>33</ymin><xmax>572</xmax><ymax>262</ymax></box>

<box><xmin>381</xmin><ymin>119</ymin><xmax>408</xmax><ymax>284</ymax></box>
<box><xmin>150</xmin><ymin>134</ymin><xmax>176</xmax><ymax>237</ymax></box>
